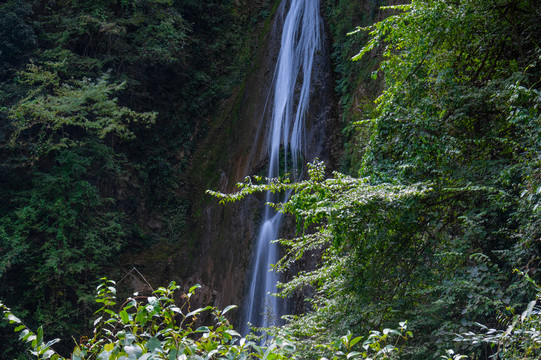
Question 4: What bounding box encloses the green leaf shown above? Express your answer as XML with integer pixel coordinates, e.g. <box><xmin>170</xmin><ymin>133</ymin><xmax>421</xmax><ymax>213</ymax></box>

<box><xmin>521</xmin><ymin>300</ymin><xmax>536</xmax><ymax>322</ymax></box>
<box><xmin>225</xmin><ymin>329</ymin><xmax>240</xmax><ymax>338</ymax></box>
<box><xmin>124</xmin><ymin>343</ymin><xmax>142</xmax><ymax>358</ymax></box>
<box><xmin>186</xmin><ymin>306</ymin><xmax>212</xmax><ymax>318</ymax></box>
<box><xmin>168</xmin><ymin>350</ymin><xmax>178</xmax><ymax>360</ymax></box>
<box><xmin>26</xmin><ymin>334</ymin><xmax>36</xmax><ymax>344</ymax></box>
<box><xmin>262</xmin><ymin>343</ymin><xmax>277</xmax><ymax>360</ymax></box>
<box><xmin>147</xmin><ymin>297</ymin><xmax>159</xmax><ymax>307</ymax></box>
<box><xmin>33</xmin><ymin>326</ymin><xmax>43</xmax><ymax>347</ymax></box>
<box><xmin>120</xmin><ymin>309</ymin><xmax>130</xmax><ymax>324</ymax></box>
<box><xmin>42</xmin><ymin>349</ymin><xmax>56</xmax><ymax>359</ymax></box>
<box><xmin>349</xmin><ymin>336</ymin><xmax>363</xmax><ymax>348</ymax></box>
<box><xmin>135</xmin><ymin>308</ymin><xmax>149</xmax><ymax>324</ymax></box>
<box><xmin>19</xmin><ymin>329</ymin><xmax>30</xmax><ymax>341</ymax></box>
<box><xmin>98</xmin><ymin>350</ymin><xmax>112</xmax><ymax>360</ymax></box>
<box><xmin>94</xmin><ymin>316</ymin><xmax>103</xmax><ymax>327</ymax></box>
<box><xmin>145</xmin><ymin>337</ymin><xmax>162</xmax><ymax>353</ymax></box>
<box><xmin>6</xmin><ymin>314</ymin><xmax>22</xmax><ymax>324</ymax></box>
<box><xmin>45</xmin><ymin>338</ymin><xmax>61</xmax><ymax>348</ymax></box>
<box><xmin>195</xmin><ymin>326</ymin><xmax>210</xmax><ymax>333</ymax></box>
<box><xmin>221</xmin><ymin>305</ymin><xmax>238</xmax><ymax>316</ymax></box>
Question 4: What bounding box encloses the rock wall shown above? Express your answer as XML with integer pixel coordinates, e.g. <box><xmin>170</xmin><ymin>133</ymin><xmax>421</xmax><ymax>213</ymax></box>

<box><xmin>185</xmin><ymin>0</ymin><xmax>339</xmax><ymax>326</ymax></box>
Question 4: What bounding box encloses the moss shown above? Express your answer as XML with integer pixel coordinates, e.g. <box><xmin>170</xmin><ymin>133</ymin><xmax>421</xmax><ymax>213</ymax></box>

<box><xmin>188</xmin><ymin>0</ymin><xmax>278</xmax><ymax>194</ymax></box>
<box><xmin>260</xmin><ymin>0</ymin><xmax>283</xmax><ymax>40</ymax></box>
<box><xmin>321</xmin><ymin>0</ymin><xmax>386</xmax><ymax>174</ymax></box>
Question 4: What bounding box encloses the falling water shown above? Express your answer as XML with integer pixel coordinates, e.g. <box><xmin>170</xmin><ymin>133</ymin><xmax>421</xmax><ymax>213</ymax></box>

<box><xmin>241</xmin><ymin>0</ymin><xmax>322</xmax><ymax>335</ymax></box>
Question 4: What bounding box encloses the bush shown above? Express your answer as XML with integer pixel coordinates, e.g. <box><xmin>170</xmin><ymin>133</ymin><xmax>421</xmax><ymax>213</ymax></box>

<box><xmin>1</xmin><ymin>279</ymin><xmax>300</xmax><ymax>360</ymax></box>
<box><xmin>1</xmin><ymin>278</ymin><xmax>411</xmax><ymax>360</ymax></box>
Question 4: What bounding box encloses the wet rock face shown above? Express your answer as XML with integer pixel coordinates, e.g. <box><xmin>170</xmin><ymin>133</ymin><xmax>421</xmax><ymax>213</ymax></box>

<box><xmin>184</xmin><ymin>0</ymin><xmax>339</xmax><ymax>327</ymax></box>
<box><xmin>303</xmin><ymin>19</ymin><xmax>340</xmax><ymax>170</ymax></box>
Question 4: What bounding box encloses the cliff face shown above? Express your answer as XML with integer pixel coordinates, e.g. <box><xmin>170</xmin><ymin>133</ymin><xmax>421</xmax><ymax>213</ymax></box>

<box><xmin>185</xmin><ymin>0</ymin><xmax>339</xmax><ymax>325</ymax></box>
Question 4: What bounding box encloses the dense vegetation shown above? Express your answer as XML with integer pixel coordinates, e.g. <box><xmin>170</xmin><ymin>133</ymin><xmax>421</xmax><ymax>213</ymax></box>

<box><xmin>325</xmin><ymin>0</ymin><xmax>541</xmax><ymax>357</ymax></box>
<box><xmin>2</xmin><ymin>0</ymin><xmax>541</xmax><ymax>359</ymax></box>
<box><xmin>2</xmin><ymin>279</ymin><xmax>412</xmax><ymax>360</ymax></box>
<box><xmin>0</xmin><ymin>0</ymin><xmax>269</xmax><ymax>357</ymax></box>
<box><xmin>215</xmin><ymin>0</ymin><xmax>541</xmax><ymax>358</ymax></box>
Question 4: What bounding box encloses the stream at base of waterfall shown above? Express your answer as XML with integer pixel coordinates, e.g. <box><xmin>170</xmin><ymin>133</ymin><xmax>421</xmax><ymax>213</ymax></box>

<box><xmin>241</xmin><ymin>0</ymin><xmax>323</xmax><ymax>336</ymax></box>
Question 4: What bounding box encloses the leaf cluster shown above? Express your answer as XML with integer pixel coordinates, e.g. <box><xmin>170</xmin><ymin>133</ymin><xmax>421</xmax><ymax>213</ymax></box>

<box><xmin>0</xmin><ymin>0</ymin><xmax>36</xmax><ymax>79</ymax></box>
<box><xmin>454</xmin><ymin>272</ymin><xmax>541</xmax><ymax>359</ymax></box>
<box><xmin>1</xmin><ymin>279</ymin><xmax>301</xmax><ymax>360</ymax></box>
<box><xmin>8</xmin><ymin>63</ymin><xmax>156</xmax><ymax>162</ymax></box>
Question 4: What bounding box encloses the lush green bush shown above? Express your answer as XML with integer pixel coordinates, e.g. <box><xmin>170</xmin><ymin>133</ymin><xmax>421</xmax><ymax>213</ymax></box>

<box><xmin>453</xmin><ymin>271</ymin><xmax>541</xmax><ymax>359</ymax></box>
<box><xmin>0</xmin><ymin>0</ymin><xmax>273</xmax><ymax>356</ymax></box>
<box><xmin>1</xmin><ymin>279</ymin><xmax>408</xmax><ymax>359</ymax></box>
<box><xmin>210</xmin><ymin>161</ymin><xmax>431</xmax><ymax>354</ymax></box>
<box><xmin>0</xmin><ymin>144</ymin><xmax>130</xmax><ymax>356</ymax></box>
<box><xmin>0</xmin><ymin>60</ymin><xmax>156</xmax><ymax>357</ymax></box>
<box><xmin>210</xmin><ymin>156</ymin><xmax>541</xmax><ymax>358</ymax></box>
<box><xmin>3</xmin><ymin>276</ymin><xmax>541</xmax><ymax>359</ymax></box>
<box><xmin>272</xmin><ymin>0</ymin><xmax>539</xmax><ymax>358</ymax></box>
<box><xmin>8</xmin><ymin>62</ymin><xmax>156</xmax><ymax>162</ymax></box>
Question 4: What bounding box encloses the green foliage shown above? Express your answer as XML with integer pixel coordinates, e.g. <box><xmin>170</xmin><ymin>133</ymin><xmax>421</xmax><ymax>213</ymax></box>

<box><xmin>320</xmin><ymin>323</ymin><xmax>412</xmax><ymax>360</ymax></box>
<box><xmin>0</xmin><ymin>0</ymin><xmax>36</xmax><ymax>78</ymax></box>
<box><xmin>322</xmin><ymin>0</ymin><xmax>384</xmax><ymax>172</ymax></box>
<box><xmin>1</xmin><ymin>58</ymin><xmax>155</xmax><ymax>357</ymax></box>
<box><xmin>2</xmin><ymin>279</ymin><xmax>413</xmax><ymax>360</ymax></box>
<box><xmin>1</xmin><ymin>1</ymin><xmax>275</xmax><ymax>357</ymax></box>
<box><xmin>210</xmin><ymin>161</ymin><xmax>427</xmax><ymax>356</ymax></box>
<box><xmin>8</xmin><ymin>62</ymin><xmax>156</xmax><ymax>162</ymax></box>
<box><xmin>0</xmin><ymin>303</ymin><xmax>60</xmax><ymax>360</ymax></box>
<box><xmin>1</xmin><ymin>280</ymin><xmax>301</xmax><ymax>360</ymax></box>
<box><xmin>0</xmin><ymin>143</ymin><xmax>130</xmax><ymax>356</ymax></box>
<box><xmin>342</xmin><ymin>0</ymin><xmax>539</xmax><ymax>357</ymax></box>
<box><xmin>352</xmin><ymin>0</ymin><xmax>540</xmax><ymax>183</ymax></box>
<box><xmin>211</xmin><ymin>2</ymin><xmax>541</xmax><ymax>358</ymax></box>
<box><xmin>454</xmin><ymin>272</ymin><xmax>541</xmax><ymax>359</ymax></box>
<box><xmin>44</xmin><ymin>0</ymin><xmax>191</xmax><ymax>68</ymax></box>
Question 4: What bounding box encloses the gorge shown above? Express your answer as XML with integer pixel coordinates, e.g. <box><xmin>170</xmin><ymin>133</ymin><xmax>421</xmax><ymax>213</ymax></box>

<box><xmin>1</xmin><ymin>0</ymin><xmax>540</xmax><ymax>358</ymax></box>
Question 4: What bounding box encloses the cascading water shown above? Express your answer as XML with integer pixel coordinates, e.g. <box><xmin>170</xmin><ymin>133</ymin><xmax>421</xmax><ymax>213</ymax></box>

<box><xmin>241</xmin><ymin>0</ymin><xmax>322</xmax><ymax>335</ymax></box>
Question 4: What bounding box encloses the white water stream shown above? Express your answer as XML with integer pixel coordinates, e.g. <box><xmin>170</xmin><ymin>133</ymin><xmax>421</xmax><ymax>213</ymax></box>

<box><xmin>241</xmin><ymin>0</ymin><xmax>322</xmax><ymax>335</ymax></box>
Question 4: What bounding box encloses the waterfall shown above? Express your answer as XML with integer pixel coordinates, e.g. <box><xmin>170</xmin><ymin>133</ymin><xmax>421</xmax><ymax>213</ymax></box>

<box><xmin>241</xmin><ymin>0</ymin><xmax>322</xmax><ymax>335</ymax></box>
